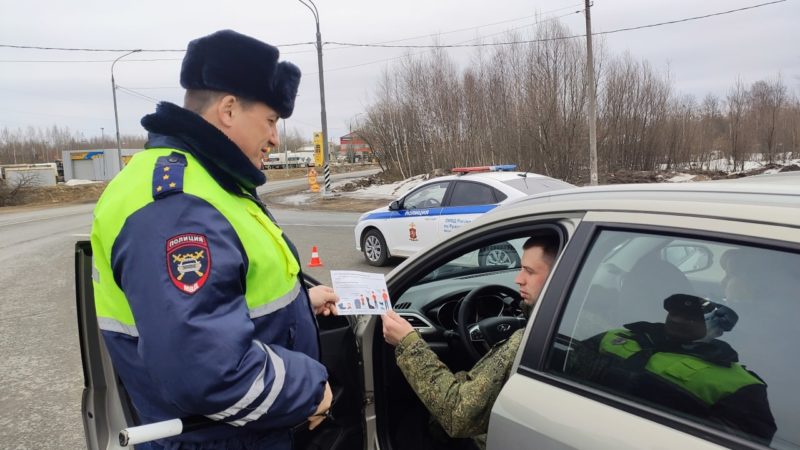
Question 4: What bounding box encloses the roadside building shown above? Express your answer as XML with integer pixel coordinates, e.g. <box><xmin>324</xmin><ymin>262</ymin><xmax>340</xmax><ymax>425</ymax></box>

<box><xmin>62</xmin><ymin>148</ymin><xmax>142</xmax><ymax>181</ymax></box>
<box><xmin>339</xmin><ymin>132</ymin><xmax>371</xmax><ymax>163</ymax></box>
<box><xmin>0</xmin><ymin>163</ymin><xmax>58</xmax><ymax>186</ymax></box>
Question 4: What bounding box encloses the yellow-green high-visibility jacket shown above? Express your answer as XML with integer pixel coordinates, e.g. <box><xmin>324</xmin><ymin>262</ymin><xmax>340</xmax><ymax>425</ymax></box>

<box><xmin>595</xmin><ymin>327</ymin><xmax>776</xmax><ymax>441</ymax></box>
<box><xmin>91</xmin><ymin>144</ymin><xmax>326</xmax><ymax>446</ymax></box>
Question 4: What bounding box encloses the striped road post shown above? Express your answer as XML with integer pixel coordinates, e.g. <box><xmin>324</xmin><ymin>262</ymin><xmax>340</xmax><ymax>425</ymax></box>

<box><xmin>323</xmin><ymin>163</ymin><xmax>331</xmax><ymax>195</ymax></box>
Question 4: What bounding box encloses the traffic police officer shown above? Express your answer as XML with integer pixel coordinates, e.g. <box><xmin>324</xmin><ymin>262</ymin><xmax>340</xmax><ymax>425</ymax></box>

<box><xmin>580</xmin><ymin>294</ymin><xmax>776</xmax><ymax>443</ymax></box>
<box><xmin>91</xmin><ymin>30</ymin><xmax>335</xmax><ymax>449</ymax></box>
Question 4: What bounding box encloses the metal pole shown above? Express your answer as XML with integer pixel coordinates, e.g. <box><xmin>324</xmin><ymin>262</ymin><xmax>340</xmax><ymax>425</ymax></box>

<box><xmin>299</xmin><ymin>0</ymin><xmax>331</xmax><ymax>195</ymax></box>
<box><xmin>111</xmin><ymin>49</ymin><xmax>141</xmax><ymax>173</ymax></box>
<box><xmin>584</xmin><ymin>0</ymin><xmax>599</xmax><ymax>186</ymax></box>
<box><xmin>283</xmin><ymin>119</ymin><xmax>288</xmax><ymax>173</ymax></box>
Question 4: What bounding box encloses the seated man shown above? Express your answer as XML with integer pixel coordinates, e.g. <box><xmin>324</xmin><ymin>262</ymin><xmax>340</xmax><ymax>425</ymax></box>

<box><xmin>381</xmin><ymin>235</ymin><xmax>559</xmax><ymax>449</ymax></box>
<box><xmin>573</xmin><ymin>293</ymin><xmax>776</xmax><ymax>443</ymax></box>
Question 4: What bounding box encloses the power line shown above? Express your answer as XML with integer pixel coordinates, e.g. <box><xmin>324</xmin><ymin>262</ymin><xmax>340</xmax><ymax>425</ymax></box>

<box><xmin>282</xmin><ymin>2</ymin><xmax>584</xmax><ymax>55</ymax></box>
<box><xmin>0</xmin><ymin>41</ymin><xmax>313</xmax><ymax>52</ymax></box>
<box><xmin>370</xmin><ymin>3</ymin><xmax>584</xmax><ymax>45</ymax></box>
<box><xmin>0</xmin><ymin>0</ymin><xmax>786</xmax><ymax>72</ymax></box>
<box><xmin>0</xmin><ymin>58</ymin><xmax>181</xmax><ymax>63</ymax></box>
<box><xmin>308</xmin><ymin>10</ymin><xmax>584</xmax><ymax>74</ymax></box>
<box><xmin>316</xmin><ymin>3</ymin><xmax>581</xmax><ymax>50</ymax></box>
<box><xmin>115</xmin><ymin>85</ymin><xmax>160</xmax><ymax>103</ymax></box>
<box><xmin>455</xmin><ymin>10</ymin><xmax>583</xmax><ymax>43</ymax></box>
<box><xmin>0</xmin><ymin>3</ymin><xmax>585</xmax><ymax>57</ymax></box>
<box><xmin>325</xmin><ymin>0</ymin><xmax>787</xmax><ymax>49</ymax></box>
<box><xmin>117</xmin><ymin>86</ymin><xmax>178</xmax><ymax>90</ymax></box>
<box><xmin>0</xmin><ymin>45</ymin><xmax>182</xmax><ymax>52</ymax></box>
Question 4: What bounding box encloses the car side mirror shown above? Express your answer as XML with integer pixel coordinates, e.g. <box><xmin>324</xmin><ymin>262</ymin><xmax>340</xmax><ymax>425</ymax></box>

<box><xmin>389</xmin><ymin>200</ymin><xmax>401</xmax><ymax>211</ymax></box>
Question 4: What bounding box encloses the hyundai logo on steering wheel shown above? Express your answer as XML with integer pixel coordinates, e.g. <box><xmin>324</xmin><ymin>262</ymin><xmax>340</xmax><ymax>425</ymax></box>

<box><xmin>497</xmin><ymin>323</ymin><xmax>511</xmax><ymax>332</ymax></box>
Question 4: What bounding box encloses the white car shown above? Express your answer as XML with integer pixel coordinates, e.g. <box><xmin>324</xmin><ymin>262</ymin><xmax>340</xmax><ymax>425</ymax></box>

<box><xmin>354</xmin><ymin>166</ymin><xmax>574</xmax><ymax>266</ymax></box>
<box><xmin>77</xmin><ymin>172</ymin><xmax>800</xmax><ymax>450</ymax></box>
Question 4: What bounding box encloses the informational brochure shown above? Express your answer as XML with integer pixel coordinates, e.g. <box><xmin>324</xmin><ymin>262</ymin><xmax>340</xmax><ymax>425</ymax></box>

<box><xmin>330</xmin><ymin>270</ymin><xmax>393</xmax><ymax>315</ymax></box>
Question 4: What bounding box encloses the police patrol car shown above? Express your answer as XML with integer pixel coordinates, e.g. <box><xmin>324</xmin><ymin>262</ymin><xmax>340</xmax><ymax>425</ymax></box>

<box><xmin>354</xmin><ymin>165</ymin><xmax>574</xmax><ymax>266</ymax></box>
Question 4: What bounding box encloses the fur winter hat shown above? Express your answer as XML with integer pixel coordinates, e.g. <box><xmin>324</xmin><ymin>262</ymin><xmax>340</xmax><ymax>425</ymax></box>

<box><xmin>180</xmin><ymin>29</ymin><xmax>301</xmax><ymax>118</ymax></box>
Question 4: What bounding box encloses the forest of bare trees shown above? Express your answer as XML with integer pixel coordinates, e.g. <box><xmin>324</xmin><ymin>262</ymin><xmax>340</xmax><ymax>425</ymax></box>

<box><xmin>0</xmin><ymin>126</ymin><xmax>308</xmax><ymax>166</ymax></box>
<box><xmin>0</xmin><ymin>126</ymin><xmax>146</xmax><ymax>165</ymax></box>
<box><xmin>3</xmin><ymin>17</ymin><xmax>798</xmax><ymax>184</ymax></box>
<box><xmin>356</xmin><ymin>20</ymin><xmax>799</xmax><ymax>183</ymax></box>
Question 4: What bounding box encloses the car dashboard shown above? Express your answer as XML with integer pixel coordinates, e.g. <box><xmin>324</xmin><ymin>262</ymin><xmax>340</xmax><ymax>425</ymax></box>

<box><xmin>393</xmin><ymin>268</ymin><xmax>521</xmax><ymax>333</ymax></box>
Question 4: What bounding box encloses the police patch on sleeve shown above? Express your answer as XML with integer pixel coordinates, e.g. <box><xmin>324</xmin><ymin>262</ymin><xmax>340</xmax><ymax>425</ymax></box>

<box><xmin>166</xmin><ymin>233</ymin><xmax>211</xmax><ymax>294</ymax></box>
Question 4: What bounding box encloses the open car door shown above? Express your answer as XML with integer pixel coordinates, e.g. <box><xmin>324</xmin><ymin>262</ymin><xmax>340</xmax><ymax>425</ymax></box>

<box><xmin>75</xmin><ymin>241</ymin><xmax>365</xmax><ymax>449</ymax></box>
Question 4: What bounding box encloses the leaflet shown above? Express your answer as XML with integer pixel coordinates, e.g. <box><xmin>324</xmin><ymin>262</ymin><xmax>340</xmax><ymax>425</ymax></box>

<box><xmin>330</xmin><ymin>270</ymin><xmax>392</xmax><ymax>315</ymax></box>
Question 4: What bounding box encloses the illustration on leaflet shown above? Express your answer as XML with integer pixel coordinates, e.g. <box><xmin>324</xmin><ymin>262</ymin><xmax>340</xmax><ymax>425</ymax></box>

<box><xmin>331</xmin><ymin>270</ymin><xmax>392</xmax><ymax>315</ymax></box>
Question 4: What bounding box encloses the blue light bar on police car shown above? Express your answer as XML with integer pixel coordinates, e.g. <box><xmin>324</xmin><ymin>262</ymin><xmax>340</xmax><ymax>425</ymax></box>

<box><xmin>452</xmin><ymin>164</ymin><xmax>517</xmax><ymax>173</ymax></box>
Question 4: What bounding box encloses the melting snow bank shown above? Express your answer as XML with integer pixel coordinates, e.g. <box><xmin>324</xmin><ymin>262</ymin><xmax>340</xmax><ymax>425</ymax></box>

<box><xmin>64</xmin><ymin>179</ymin><xmax>101</xmax><ymax>186</ymax></box>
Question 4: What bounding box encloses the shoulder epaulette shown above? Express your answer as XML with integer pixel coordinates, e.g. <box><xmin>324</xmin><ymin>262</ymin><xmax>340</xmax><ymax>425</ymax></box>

<box><xmin>152</xmin><ymin>152</ymin><xmax>187</xmax><ymax>199</ymax></box>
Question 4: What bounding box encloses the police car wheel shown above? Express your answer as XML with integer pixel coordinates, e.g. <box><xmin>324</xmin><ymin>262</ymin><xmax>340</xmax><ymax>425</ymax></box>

<box><xmin>478</xmin><ymin>243</ymin><xmax>520</xmax><ymax>269</ymax></box>
<box><xmin>363</xmin><ymin>229</ymin><xmax>389</xmax><ymax>266</ymax></box>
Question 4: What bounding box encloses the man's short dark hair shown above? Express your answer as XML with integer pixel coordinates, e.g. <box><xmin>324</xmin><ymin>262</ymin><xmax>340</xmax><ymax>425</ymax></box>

<box><xmin>522</xmin><ymin>234</ymin><xmax>560</xmax><ymax>266</ymax></box>
<box><xmin>184</xmin><ymin>89</ymin><xmax>255</xmax><ymax>114</ymax></box>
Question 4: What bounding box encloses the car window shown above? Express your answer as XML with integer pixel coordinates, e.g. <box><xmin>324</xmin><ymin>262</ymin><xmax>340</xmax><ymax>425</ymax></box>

<box><xmin>546</xmin><ymin>229</ymin><xmax>799</xmax><ymax>448</ymax></box>
<box><xmin>448</xmin><ymin>181</ymin><xmax>498</xmax><ymax>206</ymax></box>
<box><xmin>403</xmin><ymin>181</ymin><xmax>448</xmax><ymax>209</ymax></box>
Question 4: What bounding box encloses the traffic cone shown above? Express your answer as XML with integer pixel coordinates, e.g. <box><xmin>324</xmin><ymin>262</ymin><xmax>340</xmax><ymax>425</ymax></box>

<box><xmin>308</xmin><ymin>245</ymin><xmax>324</xmax><ymax>267</ymax></box>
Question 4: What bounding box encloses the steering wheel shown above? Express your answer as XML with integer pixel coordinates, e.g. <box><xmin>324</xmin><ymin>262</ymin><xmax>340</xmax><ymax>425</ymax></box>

<box><xmin>457</xmin><ymin>284</ymin><xmax>526</xmax><ymax>363</ymax></box>
<box><xmin>422</xmin><ymin>198</ymin><xmax>441</xmax><ymax>208</ymax></box>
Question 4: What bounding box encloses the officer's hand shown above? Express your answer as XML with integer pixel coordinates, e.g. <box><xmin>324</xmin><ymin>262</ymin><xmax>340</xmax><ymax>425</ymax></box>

<box><xmin>382</xmin><ymin>310</ymin><xmax>415</xmax><ymax>346</ymax></box>
<box><xmin>309</xmin><ymin>285</ymin><xmax>339</xmax><ymax>316</ymax></box>
<box><xmin>308</xmin><ymin>382</ymin><xmax>333</xmax><ymax>430</ymax></box>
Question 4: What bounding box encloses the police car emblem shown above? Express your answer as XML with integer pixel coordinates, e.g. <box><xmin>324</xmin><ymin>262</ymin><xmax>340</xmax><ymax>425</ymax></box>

<box><xmin>166</xmin><ymin>233</ymin><xmax>211</xmax><ymax>294</ymax></box>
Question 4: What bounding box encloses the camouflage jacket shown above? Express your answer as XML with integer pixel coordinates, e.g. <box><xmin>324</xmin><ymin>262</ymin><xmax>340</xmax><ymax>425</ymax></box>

<box><xmin>395</xmin><ymin>328</ymin><xmax>525</xmax><ymax>445</ymax></box>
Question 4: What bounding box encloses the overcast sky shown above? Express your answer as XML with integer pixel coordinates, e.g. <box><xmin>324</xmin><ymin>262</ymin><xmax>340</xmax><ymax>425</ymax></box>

<box><xmin>1</xmin><ymin>0</ymin><xmax>798</xmax><ymax>146</ymax></box>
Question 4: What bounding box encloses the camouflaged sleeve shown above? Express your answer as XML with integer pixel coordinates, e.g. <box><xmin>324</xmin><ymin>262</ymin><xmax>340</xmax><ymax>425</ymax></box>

<box><xmin>395</xmin><ymin>329</ymin><xmax>525</xmax><ymax>439</ymax></box>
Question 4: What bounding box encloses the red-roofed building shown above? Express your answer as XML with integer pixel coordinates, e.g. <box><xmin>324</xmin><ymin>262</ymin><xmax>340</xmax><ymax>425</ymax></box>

<box><xmin>339</xmin><ymin>132</ymin><xmax>372</xmax><ymax>163</ymax></box>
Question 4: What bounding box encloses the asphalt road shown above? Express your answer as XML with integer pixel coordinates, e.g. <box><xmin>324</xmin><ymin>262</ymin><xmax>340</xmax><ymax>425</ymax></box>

<box><xmin>0</xmin><ymin>168</ymin><xmax>391</xmax><ymax>449</ymax></box>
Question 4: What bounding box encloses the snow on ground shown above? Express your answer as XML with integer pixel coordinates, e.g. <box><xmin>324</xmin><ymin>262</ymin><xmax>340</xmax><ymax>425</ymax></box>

<box><xmin>277</xmin><ymin>193</ymin><xmax>317</xmax><ymax>205</ymax></box>
<box><xmin>274</xmin><ymin>175</ymin><xmax>428</xmax><ymax>207</ymax></box>
<box><xmin>661</xmin><ymin>154</ymin><xmax>798</xmax><ymax>173</ymax></box>
<box><xmin>667</xmin><ymin>173</ymin><xmax>696</xmax><ymax>183</ymax></box>
<box><xmin>281</xmin><ymin>156</ymin><xmax>798</xmax><ymax>207</ymax></box>
<box><xmin>662</xmin><ymin>154</ymin><xmax>800</xmax><ymax>183</ymax></box>
<box><xmin>64</xmin><ymin>179</ymin><xmax>100</xmax><ymax>186</ymax></box>
<box><xmin>331</xmin><ymin>174</ymin><xmax>428</xmax><ymax>199</ymax></box>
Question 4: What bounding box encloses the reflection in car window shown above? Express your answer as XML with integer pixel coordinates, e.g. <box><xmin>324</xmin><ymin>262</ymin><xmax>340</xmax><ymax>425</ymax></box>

<box><xmin>503</xmin><ymin>177</ymin><xmax>573</xmax><ymax>195</ymax></box>
<box><xmin>417</xmin><ymin>239</ymin><xmax>524</xmax><ymax>284</ymax></box>
<box><xmin>547</xmin><ymin>230</ymin><xmax>799</xmax><ymax>448</ymax></box>
<box><xmin>449</xmin><ymin>181</ymin><xmax>497</xmax><ymax>206</ymax></box>
<box><xmin>403</xmin><ymin>182</ymin><xmax>448</xmax><ymax>209</ymax></box>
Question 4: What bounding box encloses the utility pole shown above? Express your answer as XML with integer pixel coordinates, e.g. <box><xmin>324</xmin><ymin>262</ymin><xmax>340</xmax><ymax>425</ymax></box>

<box><xmin>298</xmin><ymin>0</ymin><xmax>331</xmax><ymax>195</ymax></box>
<box><xmin>283</xmin><ymin>120</ymin><xmax>288</xmax><ymax>173</ymax></box>
<box><xmin>584</xmin><ymin>0</ymin><xmax>599</xmax><ymax>185</ymax></box>
<box><xmin>111</xmin><ymin>49</ymin><xmax>141</xmax><ymax>173</ymax></box>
